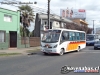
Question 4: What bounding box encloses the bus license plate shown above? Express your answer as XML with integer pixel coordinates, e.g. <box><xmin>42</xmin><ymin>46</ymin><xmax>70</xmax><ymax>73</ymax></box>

<box><xmin>46</xmin><ymin>50</ymin><xmax>51</xmax><ymax>52</ymax></box>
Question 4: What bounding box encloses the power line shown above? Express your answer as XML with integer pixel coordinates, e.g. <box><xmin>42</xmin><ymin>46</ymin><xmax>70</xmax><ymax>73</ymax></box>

<box><xmin>1</xmin><ymin>0</ymin><xmax>56</xmax><ymax>14</ymax></box>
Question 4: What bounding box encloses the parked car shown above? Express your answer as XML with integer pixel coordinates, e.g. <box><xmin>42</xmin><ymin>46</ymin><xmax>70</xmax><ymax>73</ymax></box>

<box><xmin>94</xmin><ymin>41</ymin><xmax>100</xmax><ymax>50</ymax></box>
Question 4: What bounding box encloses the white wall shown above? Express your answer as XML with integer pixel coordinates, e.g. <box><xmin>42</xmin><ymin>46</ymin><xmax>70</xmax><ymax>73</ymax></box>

<box><xmin>41</xmin><ymin>20</ymin><xmax>48</xmax><ymax>30</ymax></box>
<box><xmin>41</xmin><ymin>20</ymin><xmax>61</xmax><ymax>30</ymax></box>
<box><xmin>52</xmin><ymin>21</ymin><xmax>60</xmax><ymax>29</ymax></box>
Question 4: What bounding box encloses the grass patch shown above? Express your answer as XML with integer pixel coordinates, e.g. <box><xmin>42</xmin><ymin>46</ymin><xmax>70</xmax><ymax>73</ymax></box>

<box><xmin>0</xmin><ymin>53</ymin><xmax>22</xmax><ymax>56</ymax></box>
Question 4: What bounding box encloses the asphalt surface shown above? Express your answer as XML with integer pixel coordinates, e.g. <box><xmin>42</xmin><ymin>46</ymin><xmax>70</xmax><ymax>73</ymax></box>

<box><xmin>0</xmin><ymin>46</ymin><xmax>100</xmax><ymax>75</ymax></box>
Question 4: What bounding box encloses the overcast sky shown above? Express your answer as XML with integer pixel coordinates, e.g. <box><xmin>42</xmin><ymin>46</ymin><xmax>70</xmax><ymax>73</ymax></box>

<box><xmin>0</xmin><ymin>0</ymin><xmax>100</xmax><ymax>31</ymax></box>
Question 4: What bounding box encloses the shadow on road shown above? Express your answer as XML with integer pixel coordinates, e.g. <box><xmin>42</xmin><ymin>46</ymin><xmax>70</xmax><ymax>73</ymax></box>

<box><xmin>88</xmin><ymin>47</ymin><xmax>94</xmax><ymax>50</ymax></box>
<box><xmin>27</xmin><ymin>46</ymin><xmax>100</xmax><ymax>56</ymax></box>
<box><xmin>85</xmin><ymin>46</ymin><xmax>94</xmax><ymax>50</ymax></box>
<box><xmin>37</xmin><ymin>50</ymin><xmax>79</xmax><ymax>56</ymax></box>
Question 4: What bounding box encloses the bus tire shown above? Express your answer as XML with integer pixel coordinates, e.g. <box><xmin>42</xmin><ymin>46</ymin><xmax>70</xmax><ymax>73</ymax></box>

<box><xmin>59</xmin><ymin>48</ymin><xmax>64</xmax><ymax>56</ymax></box>
<box><xmin>77</xmin><ymin>46</ymin><xmax>80</xmax><ymax>52</ymax></box>
<box><xmin>43</xmin><ymin>52</ymin><xmax>48</xmax><ymax>55</ymax></box>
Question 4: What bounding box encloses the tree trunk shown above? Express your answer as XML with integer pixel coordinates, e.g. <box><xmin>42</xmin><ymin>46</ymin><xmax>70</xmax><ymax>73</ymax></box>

<box><xmin>23</xmin><ymin>26</ymin><xmax>26</xmax><ymax>48</ymax></box>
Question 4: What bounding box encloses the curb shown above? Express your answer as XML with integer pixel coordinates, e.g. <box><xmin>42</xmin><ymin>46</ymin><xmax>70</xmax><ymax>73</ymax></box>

<box><xmin>0</xmin><ymin>47</ymin><xmax>41</xmax><ymax>56</ymax></box>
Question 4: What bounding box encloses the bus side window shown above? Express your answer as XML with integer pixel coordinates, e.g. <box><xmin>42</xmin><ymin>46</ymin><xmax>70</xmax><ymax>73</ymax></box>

<box><xmin>69</xmin><ymin>32</ymin><xmax>72</xmax><ymax>41</ymax></box>
<box><xmin>76</xmin><ymin>32</ymin><xmax>80</xmax><ymax>40</ymax></box>
<box><xmin>80</xmin><ymin>33</ymin><xmax>85</xmax><ymax>40</ymax></box>
<box><xmin>69</xmin><ymin>32</ymin><xmax>76</xmax><ymax>41</ymax></box>
<box><xmin>61</xmin><ymin>34</ymin><xmax>65</xmax><ymax>41</ymax></box>
<box><xmin>82</xmin><ymin>33</ymin><xmax>85</xmax><ymax>40</ymax></box>
<box><xmin>61</xmin><ymin>31</ymin><xmax>69</xmax><ymax>41</ymax></box>
<box><xmin>72</xmin><ymin>32</ymin><xmax>76</xmax><ymax>40</ymax></box>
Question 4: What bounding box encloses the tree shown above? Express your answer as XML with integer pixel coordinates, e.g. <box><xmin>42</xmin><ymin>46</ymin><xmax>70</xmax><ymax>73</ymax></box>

<box><xmin>20</xmin><ymin>26</ymin><xmax>23</xmax><ymax>37</ymax></box>
<box><xmin>30</xmin><ymin>30</ymin><xmax>34</xmax><ymax>37</ymax></box>
<box><xmin>20</xmin><ymin>26</ymin><xmax>30</xmax><ymax>37</ymax></box>
<box><xmin>18</xmin><ymin>5</ymin><xmax>34</xmax><ymax>47</ymax></box>
<box><xmin>87</xmin><ymin>28</ymin><xmax>93</xmax><ymax>34</ymax></box>
<box><xmin>26</xmin><ymin>28</ymin><xmax>30</xmax><ymax>37</ymax></box>
<box><xmin>65</xmin><ymin>23</ymin><xmax>92</xmax><ymax>34</ymax></box>
<box><xmin>18</xmin><ymin>5</ymin><xmax>34</xmax><ymax>37</ymax></box>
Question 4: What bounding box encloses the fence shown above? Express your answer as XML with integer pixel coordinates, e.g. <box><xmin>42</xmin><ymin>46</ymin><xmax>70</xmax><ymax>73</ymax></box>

<box><xmin>21</xmin><ymin>37</ymin><xmax>40</xmax><ymax>47</ymax></box>
<box><xmin>29</xmin><ymin>37</ymin><xmax>40</xmax><ymax>47</ymax></box>
<box><xmin>21</xmin><ymin>37</ymin><xmax>29</xmax><ymax>44</ymax></box>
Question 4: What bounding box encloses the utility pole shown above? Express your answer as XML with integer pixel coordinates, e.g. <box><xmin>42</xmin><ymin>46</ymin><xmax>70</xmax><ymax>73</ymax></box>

<box><xmin>92</xmin><ymin>20</ymin><xmax>95</xmax><ymax>34</ymax></box>
<box><xmin>48</xmin><ymin>0</ymin><xmax>50</xmax><ymax>29</ymax></box>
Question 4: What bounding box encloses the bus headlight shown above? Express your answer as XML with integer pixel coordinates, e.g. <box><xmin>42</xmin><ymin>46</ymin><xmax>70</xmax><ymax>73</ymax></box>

<box><xmin>53</xmin><ymin>45</ymin><xmax>57</xmax><ymax>48</ymax></box>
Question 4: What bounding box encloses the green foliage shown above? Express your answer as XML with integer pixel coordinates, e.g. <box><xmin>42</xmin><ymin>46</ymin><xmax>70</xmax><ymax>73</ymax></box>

<box><xmin>20</xmin><ymin>26</ymin><xmax>23</xmax><ymax>37</ymax></box>
<box><xmin>0</xmin><ymin>53</ymin><xmax>21</xmax><ymax>56</ymax></box>
<box><xmin>87</xmin><ymin>28</ymin><xmax>93</xmax><ymax>34</ymax></box>
<box><xmin>18</xmin><ymin>5</ymin><xmax>34</xmax><ymax>37</ymax></box>
<box><xmin>20</xmin><ymin>26</ymin><xmax>30</xmax><ymax>37</ymax></box>
<box><xmin>18</xmin><ymin>5</ymin><xmax>32</xmax><ymax>12</ymax></box>
<box><xmin>18</xmin><ymin>5</ymin><xmax>34</xmax><ymax>27</ymax></box>
<box><xmin>30</xmin><ymin>30</ymin><xmax>34</xmax><ymax>37</ymax></box>
<box><xmin>65</xmin><ymin>23</ymin><xmax>92</xmax><ymax>34</ymax></box>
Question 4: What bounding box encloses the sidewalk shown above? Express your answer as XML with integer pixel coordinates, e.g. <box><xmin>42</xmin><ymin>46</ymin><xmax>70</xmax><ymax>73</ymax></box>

<box><xmin>0</xmin><ymin>46</ymin><xmax>41</xmax><ymax>55</ymax></box>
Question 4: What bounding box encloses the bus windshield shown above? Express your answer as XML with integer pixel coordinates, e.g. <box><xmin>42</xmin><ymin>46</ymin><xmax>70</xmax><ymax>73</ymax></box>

<box><xmin>86</xmin><ymin>35</ymin><xmax>94</xmax><ymax>41</ymax></box>
<box><xmin>41</xmin><ymin>30</ymin><xmax>61</xmax><ymax>43</ymax></box>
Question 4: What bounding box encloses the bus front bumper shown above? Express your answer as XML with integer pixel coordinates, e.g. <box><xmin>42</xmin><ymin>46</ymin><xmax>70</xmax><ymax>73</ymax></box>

<box><xmin>41</xmin><ymin>47</ymin><xmax>59</xmax><ymax>54</ymax></box>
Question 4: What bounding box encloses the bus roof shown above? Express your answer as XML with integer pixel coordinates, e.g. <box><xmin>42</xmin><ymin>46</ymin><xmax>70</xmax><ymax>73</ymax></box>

<box><xmin>47</xmin><ymin>28</ymin><xmax>85</xmax><ymax>33</ymax></box>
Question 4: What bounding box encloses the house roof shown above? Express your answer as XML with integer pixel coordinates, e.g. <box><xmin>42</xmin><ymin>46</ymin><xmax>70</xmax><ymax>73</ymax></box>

<box><xmin>0</xmin><ymin>7</ymin><xmax>17</xmax><ymax>12</ymax></box>
<box><xmin>37</xmin><ymin>13</ymin><xmax>73</xmax><ymax>23</ymax></box>
<box><xmin>80</xmin><ymin>19</ymin><xmax>88</xmax><ymax>25</ymax></box>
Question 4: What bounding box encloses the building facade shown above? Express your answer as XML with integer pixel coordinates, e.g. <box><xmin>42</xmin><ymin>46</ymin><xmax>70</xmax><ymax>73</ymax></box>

<box><xmin>0</xmin><ymin>8</ymin><xmax>29</xmax><ymax>50</ymax></box>
<box><xmin>34</xmin><ymin>13</ymin><xmax>73</xmax><ymax>37</ymax></box>
<box><xmin>71</xmin><ymin>18</ymin><xmax>88</xmax><ymax>26</ymax></box>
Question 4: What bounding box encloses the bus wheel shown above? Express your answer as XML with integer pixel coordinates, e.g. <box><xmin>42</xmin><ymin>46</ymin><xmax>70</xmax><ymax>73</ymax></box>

<box><xmin>43</xmin><ymin>52</ymin><xmax>48</xmax><ymax>55</ymax></box>
<box><xmin>77</xmin><ymin>46</ymin><xmax>80</xmax><ymax>52</ymax></box>
<box><xmin>59</xmin><ymin>49</ymin><xmax>64</xmax><ymax>56</ymax></box>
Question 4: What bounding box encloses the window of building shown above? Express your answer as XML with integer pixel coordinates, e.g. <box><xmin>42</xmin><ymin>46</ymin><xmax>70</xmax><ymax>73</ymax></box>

<box><xmin>4</xmin><ymin>14</ymin><xmax>12</xmax><ymax>22</ymax></box>
<box><xmin>64</xmin><ymin>23</ymin><xmax>66</xmax><ymax>28</ymax></box>
<box><xmin>50</xmin><ymin>22</ymin><xmax>52</xmax><ymax>29</ymax></box>
<box><xmin>41</xmin><ymin>23</ymin><xmax>43</xmax><ymax>30</ymax></box>
<box><xmin>0</xmin><ymin>31</ymin><xmax>6</xmax><ymax>43</ymax></box>
<box><xmin>44</xmin><ymin>21</ymin><xmax>47</xmax><ymax>25</ymax></box>
<box><xmin>61</xmin><ymin>23</ymin><xmax>64</xmax><ymax>28</ymax></box>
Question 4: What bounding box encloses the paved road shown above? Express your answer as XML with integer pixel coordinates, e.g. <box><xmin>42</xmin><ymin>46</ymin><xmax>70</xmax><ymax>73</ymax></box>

<box><xmin>0</xmin><ymin>46</ymin><xmax>100</xmax><ymax>75</ymax></box>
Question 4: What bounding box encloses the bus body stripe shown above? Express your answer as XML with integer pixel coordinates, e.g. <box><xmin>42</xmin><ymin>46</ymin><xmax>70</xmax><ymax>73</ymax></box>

<box><xmin>67</xmin><ymin>41</ymin><xmax>86</xmax><ymax>51</ymax></box>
